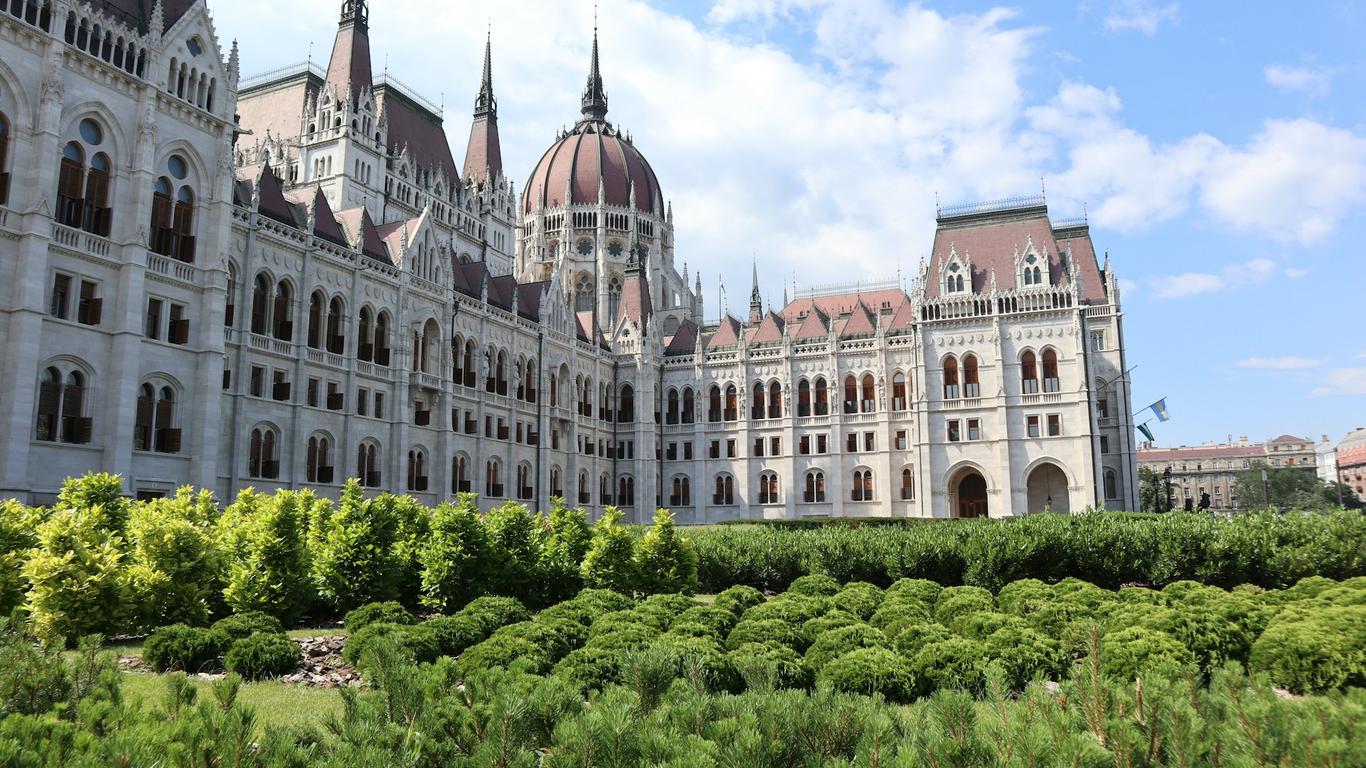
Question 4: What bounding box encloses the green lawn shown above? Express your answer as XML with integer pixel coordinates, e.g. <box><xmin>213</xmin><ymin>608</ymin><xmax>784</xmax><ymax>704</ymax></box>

<box><xmin>119</xmin><ymin>671</ymin><xmax>344</xmax><ymax>735</ymax></box>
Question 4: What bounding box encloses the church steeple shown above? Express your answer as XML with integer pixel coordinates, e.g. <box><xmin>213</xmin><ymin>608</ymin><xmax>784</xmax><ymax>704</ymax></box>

<box><xmin>326</xmin><ymin>0</ymin><xmax>373</xmax><ymax>101</ymax></box>
<box><xmin>463</xmin><ymin>30</ymin><xmax>504</xmax><ymax>185</ymax></box>
<box><xmin>749</xmin><ymin>258</ymin><xmax>763</xmax><ymax>324</ymax></box>
<box><xmin>580</xmin><ymin>21</ymin><xmax>609</xmax><ymax>121</ymax></box>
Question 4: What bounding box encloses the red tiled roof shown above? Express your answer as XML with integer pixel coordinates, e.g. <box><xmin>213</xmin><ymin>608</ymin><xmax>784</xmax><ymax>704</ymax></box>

<box><xmin>308</xmin><ymin>188</ymin><xmax>348</xmax><ymax>247</ymax></box>
<box><xmin>375</xmin><ymin>219</ymin><xmax>415</xmax><ymax>265</ymax></box>
<box><xmin>750</xmin><ymin>312</ymin><xmax>785</xmax><ymax>344</ymax></box>
<box><xmin>325</xmin><ymin>17</ymin><xmax>372</xmax><ymax>99</ymax></box>
<box><xmin>575</xmin><ymin>311</ymin><xmax>595</xmax><ymax>342</ymax></box>
<box><xmin>255</xmin><ymin>165</ymin><xmax>300</xmax><ymax>227</ymax></box>
<box><xmin>335</xmin><ymin>208</ymin><xmax>388</xmax><ymax>263</ymax></box>
<box><xmin>707</xmin><ymin>316</ymin><xmax>743</xmax><ymax>348</ymax></box>
<box><xmin>780</xmin><ymin>289</ymin><xmax>907</xmax><ymax>325</ymax></box>
<box><xmin>840</xmin><ymin>301</ymin><xmax>877</xmax><ymax>338</ymax></box>
<box><xmin>522</xmin><ymin>120</ymin><xmax>663</xmax><ymax>215</ymax></box>
<box><xmin>1138</xmin><ymin>445</ymin><xmax>1266</xmax><ymax>462</ymax></box>
<box><xmin>792</xmin><ymin>308</ymin><xmax>829</xmax><ymax>340</ymax></box>
<box><xmin>517</xmin><ymin>281</ymin><xmax>547</xmax><ymax>321</ymax></box>
<box><xmin>452</xmin><ymin>260</ymin><xmax>484</xmax><ymax>298</ymax></box>
<box><xmin>927</xmin><ymin>208</ymin><xmax>1105</xmax><ymax>302</ymax></box>
<box><xmin>463</xmin><ymin>114</ymin><xmax>503</xmax><ymax>185</ymax></box>
<box><xmin>1268</xmin><ymin>434</ymin><xmax>1310</xmax><ymax>444</ymax></box>
<box><xmin>665</xmin><ymin>320</ymin><xmax>699</xmax><ymax>356</ymax></box>
<box><xmin>886</xmin><ymin>299</ymin><xmax>916</xmax><ymax>333</ymax></box>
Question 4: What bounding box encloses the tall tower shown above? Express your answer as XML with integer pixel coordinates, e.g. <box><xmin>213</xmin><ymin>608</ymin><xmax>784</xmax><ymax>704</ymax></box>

<box><xmin>326</xmin><ymin>0</ymin><xmax>372</xmax><ymax>101</ymax></box>
<box><xmin>463</xmin><ymin>31</ymin><xmax>503</xmax><ymax>185</ymax></box>
<box><xmin>749</xmin><ymin>259</ymin><xmax>763</xmax><ymax>324</ymax></box>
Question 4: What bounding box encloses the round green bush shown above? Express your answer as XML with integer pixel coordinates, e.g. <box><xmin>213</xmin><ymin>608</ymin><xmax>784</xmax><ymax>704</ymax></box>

<box><xmin>1099</xmin><ymin>627</ymin><xmax>1196</xmax><ymax>681</ymax></box>
<box><xmin>869</xmin><ymin>603</ymin><xmax>932</xmax><ymax>639</ymax></box>
<box><xmin>585</xmin><ymin>624</ymin><xmax>661</xmax><ymax>652</ymax></box>
<box><xmin>740</xmin><ymin>595</ymin><xmax>829</xmax><ymax>627</ymax></box>
<box><xmin>726</xmin><ymin>618</ymin><xmax>806</xmax><ymax>652</ymax></box>
<box><xmin>572</xmin><ymin>588</ymin><xmax>636</xmax><ymax>615</ymax></box>
<box><xmin>457</xmin><ymin>597</ymin><xmax>531</xmax><ymax>634</ymax></box>
<box><xmin>984</xmin><ymin>626</ymin><xmax>1063</xmax><ymax>691</ymax></box>
<box><xmin>908</xmin><ymin>638</ymin><xmax>989</xmax><ymax>696</ymax></box>
<box><xmin>886</xmin><ymin>578</ymin><xmax>942</xmax><ymax>607</ymax></box>
<box><xmin>934</xmin><ymin>586</ymin><xmax>995</xmax><ymax>626</ymax></box>
<box><xmin>648</xmin><ymin>635</ymin><xmax>740</xmax><ymax>693</ymax></box>
<box><xmin>637</xmin><ymin>593</ymin><xmax>698</xmax><ymax>626</ymax></box>
<box><xmin>1249</xmin><ymin>620</ymin><xmax>1358</xmax><ymax>694</ymax></box>
<box><xmin>728</xmin><ymin>642</ymin><xmax>813</xmax><ymax>691</ymax></box>
<box><xmin>804</xmin><ymin>624</ymin><xmax>889</xmax><ymax>672</ymax></box>
<box><xmin>674</xmin><ymin>605</ymin><xmax>738</xmax><ymax>635</ymax></box>
<box><xmin>788</xmin><ymin>574</ymin><xmax>841</xmax><ymax>597</ymax></box>
<box><xmin>589</xmin><ymin>610</ymin><xmax>665</xmax><ymax>638</ymax></box>
<box><xmin>801</xmin><ymin>610</ymin><xmax>862</xmax><ymax>645</ymax></box>
<box><xmin>211</xmin><ymin>612</ymin><xmax>287</xmax><ymax>643</ymax></box>
<box><xmin>995</xmin><ymin>579</ymin><xmax>1053</xmax><ymax>617</ymax></box>
<box><xmin>535</xmin><ymin>616</ymin><xmax>590</xmax><ymax>653</ymax></box>
<box><xmin>224</xmin><ymin>632</ymin><xmax>300</xmax><ymax>680</ymax></box>
<box><xmin>830</xmin><ymin>582</ymin><xmax>884</xmax><ymax>620</ymax></box>
<box><xmin>949</xmin><ymin>611</ymin><xmax>1029</xmax><ymax>641</ymax></box>
<box><xmin>537</xmin><ymin>600</ymin><xmax>601</xmax><ymax>627</ymax></box>
<box><xmin>343</xmin><ymin>601</ymin><xmax>416</xmax><ymax>633</ymax></box>
<box><xmin>142</xmin><ymin>624</ymin><xmax>226</xmax><ymax>673</ymax></box>
<box><xmin>489</xmin><ymin>621</ymin><xmax>574</xmax><ymax>663</ymax></box>
<box><xmin>342</xmin><ymin>622</ymin><xmax>439</xmax><ymax>667</ymax></box>
<box><xmin>458</xmin><ymin>635</ymin><xmax>551</xmax><ymax>677</ymax></box>
<box><xmin>554</xmin><ymin>646</ymin><xmax>625</xmax><ymax>692</ymax></box>
<box><xmin>892</xmin><ymin>623</ymin><xmax>954</xmax><ymax>657</ymax></box>
<box><xmin>423</xmin><ymin>615</ymin><xmax>486</xmax><ymax>657</ymax></box>
<box><xmin>714</xmin><ymin>585</ymin><xmax>765</xmax><ymax>616</ymax></box>
<box><xmin>817</xmin><ymin>647</ymin><xmax>916</xmax><ymax>703</ymax></box>
<box><xmin>665</xmin><ymin>620</ymin><xmax>723</xmax><ymax>643</ymax></box>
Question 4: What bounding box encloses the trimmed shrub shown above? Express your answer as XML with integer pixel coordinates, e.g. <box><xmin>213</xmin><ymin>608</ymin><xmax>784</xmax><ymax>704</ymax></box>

<box><xmin>726</xmin><ymin>618</ymin><xmax>806</xmax><ymax>652</ymax></box>
<box><xmin>675</xmin><ymin>605</ymin><xmax>739</xmax><ymax>635</ymax></box>
<box><xmin>830</xmin><ymin>582</ymin><xmax>884</xmax><ymax>620</ymax></box>
<box><xmin>424</xmin><ymin>615</ymin><xmax>486</xmax><ymax>657</ymax></box>
<box><xmin>458</xmin><ymin>596</ymin><xmax>531</xmax><ymax>635</ymax></box>
<box><xmin>804</xmin><ymin>624</ymin><xmax>889</xmax><ymax>672</ymax></box>
<box><xmin>995</xmin><ymin>578</ymin><xmax>1053</xmax><ymax>617</ymax></box>
<box><xmin>934</xmin><ymin>586</ymin><xmax>994</xmax><ymax>626</ymax></box>
<box><xmin>647</xmin><ymin>635</ymin><xmax>741</xmax><ymax>693</ymax></box>
<box><xmin>554</xmin><ymin>646</ymin><xmax>625</xmax><ymax>692</ymax></box>
<box><xmin>342</xmin><ymin>622</ymin><xmax>439</xmax><ymax>667</ymax></box>
<box><xmin>344</xmin><ymin>601</ymin><xmax>417</xmax><ymax>633</ymax></box>
<box><xmin>420</xmin><ymin>498</ymin><xmax>495</xmax><ymax>613</ymax></box>
<box><xmin>728</xmin><ymin>642</ymin><xmax>814</xmax><ymax>691</ymax></box>
<box><xmin>1099</xmin><ymin>626</ymin><xmax>1197</xmax><ymax>681</ymax></box>
<box><xmin>590</xmin><ymin>609</ymin><xmax>666</xmax><ymax>638</ymax></box>
<box><xmin>537</xmin><ymin>600</ymin><xmax>600</xmax><ymax>628</ymax></box>
<box><xmin>788</xmin><ymin>574</ymin><xmax>841</xmax><ymax>597</ymax></box>
<box><xmin>142</xmin><ymin>624</ymin><xmax>226</xmax><ymax>673</ymax></box>
<box><xmin>580</xmin><ymin>508</ymin><xmax>637</xmax><ymax>593</ymax></box>
<box><xmin>801</xmin><ymin>610</ymin><xmax>862</xmax><ymax>646</ymax></box>
<box><xmin>714</xmin><ymin>585</ymin><xmax>765</xmax><ymax>616</ymax></box>
<box><xmin>949</xmin><ymin>611</ymin><xmax>1029</xmax><ymax>641</ymax></box>
<box><xmin>458</xmin><ymin>635</ymin><xmax>552</xmax><ymax>677</ymax></box>
<box><xmin>536</xmin><ymin>616</ymin><xmax>591</xmax><ymax>653</ymax></box>
<box><xmin>892</xmin><ymin>623</ymin><xmax>955</xmax><ymax>658</ymax></box>
<box><xmin>572</xmin><ymin>588</ymin><xmax>636</xmax><ymax>615</ymax></box>
<box><xmin>740</xmin><ymin>595</ymin><xmax>829</xmax><ymax>627</ymax></box>
<box><xmin>217</xmin><ymin>489</ymin><xmax>316</xmax><ymax>624</ymax></box>
<box><xmin>585</xmin><ymin>624</ymin><xmax>661</xmax><ymax>652</ymax></box>
<box><xmin>984</xmin><ymin>626</ymin><xmax>1063</xmax><ymax>691</ymax></box>
<box><xmin>869</xmin><ymin>602</ymin><xmax>932</xmax><ymax>635</ymax></box>
<box><xmin>635</xmin><ymin>509</ymin><xmax>699</xmax><ymax>595</ymax></box>
<box><xmin>123</xmin><ymin>491</ymin><xmax>222</xmax><ymax>632</ymax></box>
<box><xmin>665</xmin><ymin>620</ymin><xmax>721</xmax><ymax>642</ymax></box>
<box><xmin>636</xmin><ymin>593</ymin><xmax>698</xmax><ymax>626</ymax></box>
<box><xmin>56</xmin><ymin>473</ymin><xmax>130</xmax><ymax>535</ymax></box>
<box><xmin>489</xmin><ymin>621</ymin><xmax>575</xmax><ymax>663</ymax></box>
<box><xmin>818</xmin><ymin>647</ymin><xmax>916</xmax><ymax>703</ymax></box>
<box><xmin>22</xmin><ymin>506</ymin><xmax>126</xmax><ymax>644</ymax></box>
<box><xmin>308</xmin><ymin>481</ymin><xmax>403</xmax><ymax>612</ymax></box>
<box><xmin>1249</xmin><ymin>620</ymin><xmax>1359</xmax><ymax>694</ymax></box>
<box><xmin>886</xmin><ymin>578</ymin><xmax>942</xmax><ymax>608</ymax></box>
<box><xmin>908</xmin><ymin>638</ymin><xmax>989</xmax><ymax>696</ymax></box>
<box><xmin>211</xmin><ymin>611</ymin><xmax>287</xmax><ymax>643</ymax></box>
<box><xmin>224</xmin><ymin>632</ymin><xmax>300</xmax><ymax>680</ymax></box>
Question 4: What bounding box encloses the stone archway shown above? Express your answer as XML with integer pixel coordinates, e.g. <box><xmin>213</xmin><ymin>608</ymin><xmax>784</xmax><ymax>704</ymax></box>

<box><xmin>954</xmin><ymin>471</ymin><xmax>989</xmax><ymax>518</ymax></box>
<box><xmin>1026</xmin><ymin>462</ymin><xmax>1070</xmax><ymax>514</ymax></box>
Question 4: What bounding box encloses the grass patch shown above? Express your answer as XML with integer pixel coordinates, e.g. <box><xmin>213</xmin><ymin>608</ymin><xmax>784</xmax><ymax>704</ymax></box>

<box><xmin>119</xmin><ymin>672</ymin><xmax>343</xmax><ymax>736</ymax></box>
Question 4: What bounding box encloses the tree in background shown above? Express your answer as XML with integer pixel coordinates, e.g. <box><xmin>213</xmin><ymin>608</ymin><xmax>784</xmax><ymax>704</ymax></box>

<box><xmin>123</xmin><ymin>489</ymin><xmax>223</xmax><ymax>631</ymax></box>
<box><xmin>1138</xmin><ymin>466</ymin><xmax>1165</xmax><ymax>513</ymax></box>
<box><xmin>634</xmin><ymin>509</ymin><xmax>698</xmax><ymax>595</ymax></box>
<box><xmin>308</xmin><ymin>481</ymin><xmax>402</xmax><ymax>613</ymax></box>
<box><xmin>580</xmin><ymin>507</ymin><xmax>636</xmax><ymax>593</ymax></box>
<box><xmin>421</xmin><ymin>495</ymin><xmax>495</xmax><ymax>613</ymax></box>
<box><xmin>1233</xmin><ymin>462</ymin><xmax>1361</xmax><ymax>511</ymax></box>
<box><xmin>539</xmin><ymin>499</ymin><xmax>592</xmax><ymax>604</ymax></box>
<box><xmin>217</xmin><ymin>489</ymin><xmax>314</xmax><ymax>623</ymax></box>
<box><xmin>485</xmin><ymin>502</ymin><xmax>546</xmax><ymax>605</ymax></box>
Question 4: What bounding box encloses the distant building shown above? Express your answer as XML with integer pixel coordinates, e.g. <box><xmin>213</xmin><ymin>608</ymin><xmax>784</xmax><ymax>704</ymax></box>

<box><xmin>1316</xmin><ymin>435</ymin><xmax>1339</xmax><ymax>485</ymax></box>
<box><xmin>1264</xmin><ymin>434</ymin><xmax>1317</xmax><ymax>471</ymax></box>
<box><xmin>1138</xmin><ymin>438</ymin><xmax>1266</xmax><ymax>511</ymax></box>
<box><xmin>1337</xmin><ymin>428</ymin><xmax>1366</xmax><ymax>503</ymax></box>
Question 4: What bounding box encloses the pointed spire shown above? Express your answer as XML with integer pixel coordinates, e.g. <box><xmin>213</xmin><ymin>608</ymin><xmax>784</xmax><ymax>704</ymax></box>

<box><xmin>749</xmin><ymin>257</ymin><xmax>763</xmax><ymax>324</ymax></box>
<box><xmin>340</xmin><ymin>0</ymin><xmax>368</xmax><ymax>29</ymax></box>
<box><xmin>327</xmin><ymin>0</ymin><xmax>373</xmax><ymax>102</ymax></box>
<box><xmin>227</xmin><ymin>40</ymin><xmax>241</xmax><ymax>88</ymax></box>
<box><xmin>473</xmin><ymin>27</ymin><xmax>496</xmax><ymax>119</ymax></box>
<box><xmin>581</xmin><ymin>13</ymin><xmax>609</xmax><ymax>121</ymax></box>
<box><xmin>150</xmin><ymin>0</ymin><xmax>164</xmax><ymax>38</ymax></box>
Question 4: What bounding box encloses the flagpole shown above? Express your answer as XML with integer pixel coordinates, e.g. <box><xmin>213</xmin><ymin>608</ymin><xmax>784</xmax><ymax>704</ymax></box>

<box><xmin>1133</xmin><ymin>398</ymin><xmax>1167</xmax><ymax>419</ymax></box>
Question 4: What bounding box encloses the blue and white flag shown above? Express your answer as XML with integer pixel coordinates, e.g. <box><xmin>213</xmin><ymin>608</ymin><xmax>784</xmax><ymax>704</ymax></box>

<box><xmin>1148</xmin><ymin>398</ymin><xmax>1170</xmax><ymax>422</ymax></box>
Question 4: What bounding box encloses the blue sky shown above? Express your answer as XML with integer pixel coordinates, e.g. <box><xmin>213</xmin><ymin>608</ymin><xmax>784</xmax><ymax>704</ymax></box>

<box><xmin>216</xmin><ymin>0</ymin><xmax>1366</xmax><ymax>448</ymax></box>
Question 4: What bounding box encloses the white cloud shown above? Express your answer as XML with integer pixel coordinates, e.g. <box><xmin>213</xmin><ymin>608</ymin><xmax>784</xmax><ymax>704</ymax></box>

<box><xmin>1311</xmin><ymin>368</ymin><xmax>1366</xmax><ymax>397</ymax></box>
<box><xmin>1102</xmin><ymin>0</ymin><xmax>1180</xmax><ymax>35</ymax></box>
<box><xmin>705</xmin><ymin>0</ymin><xmax>823</xmax><ymax>24</ymax></box>
<box><xmin>1285</xmin><ymin>267</ymin><xmax>1310</xmax><ymax>278</ymax></box>
<box><xmin>1146</xmin><ymin>258</ymin><xmax>1276</xmax><ymax>300</ymax></box>
<box><xmin>1236</xmin><ymin>357</ymin><xmax>1322</xmax><ymax>370</ymax></box>
<box><xmin>1265</xmin><ymin>63</ymin><xmax>1334</xmax><ymax>96</ymax></box>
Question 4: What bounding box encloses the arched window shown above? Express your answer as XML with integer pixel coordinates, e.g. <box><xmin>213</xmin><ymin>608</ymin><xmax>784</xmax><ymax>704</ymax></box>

<box><xmin>798</xmin><ymin>379</ymin><xmax>811</xmax><ymax>417</ymax></box>
<box><xmin>943</xmin><ymin>356</ymin><xmax>960</xmax><ymax>400</ymax></box>
<box><xmin>36</xmin><ymin>366</ymin><xmax>91</xmax><ymax>444</ymax></box>
<box><xmin>550</xmin><ymin>466</ymin><xmax>562</xmax><ymax>498</ymax></box>
<box><xmin>843</xmin><ymin>375</ymin><xmax>858</xmax><ymax>414</ymax></box>
<box><xmin>670</xmin><ymin>475</ymin><xmax>691</xmax><ymax>507</ymax></box>
<box><xmin>851</xmin><ymin>469</ymin><xmax>874</xmax><ymax>502</ymax></box>
<box><xmin>751</xmin><ymin>381</ymin><xmax>766</xmax><ymax>420</ymax></box>
<box><xmin>619</xmin><ymin>384</ymin><xmax>635</xmax><ymax>423</ymax></box>
<box><xmin>452</xmin><ymin>454</ymin><xmax>470</xmax><ymax>493</ymax></box>
<box><xmin>83</xmin><ymin>152</ymin><xmax>112</xmax><ymax>237</ymax></box>
<box><xmin>1104</xmin><ymin>469</ymin><xmax>1118</xmax><ymax>500</ymax></box>
<box><xmin>407</xmin><ymin>449</ymin><xmax>429</xmax><ymax>492</ymax></box>
<box><xmin>357</xmin><ymin>441</ymin><xmax>380</xmax><ymax>487</ymax></box>
<box><xmin>724</xmin><ymin>384</ymin><xmax>738</xmax><ymax>421</ymax></box>
<box><xmin>486</xmin><ymin>459</ymin><xmax>502</xmax><ymax>497</ymax></box>
<box><xmin>666</xmin><ymin>388</ymin><xmax>679</xmax><ymax>424</ymax></box>
<box><xmin>373</xmin><ymin>312</ymin><xmax>391</xmax><ymax>365</ymax></box>
<box><xmin>963</xmin><ymin>355</ymin><xmax>980</xmax><ymax>398</ymax></box>
<box><xmin>861</xmin><ymin>374</ymin><xmax>876</xmax><ymax>413</ymax></box>
<box><xmin>600</xmin><ymin>474</ymin><xmax>611</xmax><ymax>505</ymax></box>
<box><xmin>600</xmin><ymin>383</ymin><xmax>612</xmax><ymax>422</ymax></box>
<box><xmin>326</xmin><ymin>297</ymin><xmax>345</xmax><ymax>354</ymax></box>
<box><xmin>250</xmin><ymin>274</ymin><xmax>271</xmax><ymax>335</ymax></box>
<box><xmin>0</xmin><ymin>111</ymin><xmax>10</xmax><ymax>206</ymax></box>
<box><xmin>172</xmin><ymin>186</ymin><xmax>195</xmax><ymax>261</ymax></box>
<box><xmin>357</xmin><ymin>308</ymin><xmax>373</xmax><ymax>361</ymax></box>
<box><xmin>463</xmin><ymin>340</ymin><xmax>477</xmax><ymax>388</ymax></box>
<box><xmin>486</xmin><ymin>347</ymin><xmax>498</xmax><ymax>393</ymax></box>
<box><xmin>134</xmin><ymin>383</ymin><xmax>155</xmax><ymax>451</ymax></box>
<box><xmin>421</xmin><ymin>319</ymin><xmax>441</xmax><ymax>374</ymax></box>
<box><xmin>306</xmin><ymin>291</ymin><xmax>324</xmax><ymax>349</ymax></box>
<box><xmin>708</xmin><ymin>385</ymin><xmax>722</xmax><ymax>422</ymax></box>
<box><xmin>900</xmin><ymin>468</ymin><xmax>915</xmax><ymax>500</ymax></box>
<box><xmin>307</xmin><ymin>435</ymin><xmax>333</xmax><ymax>483</ymax></box>
<box><xmin>607</xmin><ymin>277</ymin><xmax>622</xmax><ymax>322</ymax></box>
<box><xmin>814</xmin><ymin>377</ymin><xmax>829</xmax><ymax>416</ymax></box>
<box><xmin>892</xmin><ymin>372</ymin><xmax>908</xmax><ymax>411</ymax></box>
<box><xmin>272</xmin><ymin>281</ymin><xmax>293</xmax><ymax>341</ymax></box>
<box><xmin>1042</xmin><ymin>349</ymin><xmax>1060</xmax><ymax>393</ymax></box>
<box><xmin>494</xmin><ymin>349</ymin><xmax>507</xmax><ymax>394</ymax></box>
<box><xmin>804</xmin><ymin>471</ymin><xmax>826</xmax><ymax>503</ymax></box>
<box><xmin>682</xmin><ymin>387</ymin><xmax>695</xmax><ymax>423</ymax></box>
<box><xmin>617</xmin><ymin>476</ymin><xmax>634</xmax><ymax>507</ymax></box>
<box><xmin>517</xmin><ymin>463</ymin><xmax>533</xmax><ymax>500</ymax></box>
<box><xmin>713</xmin><ymin>474</ymin><xmax>734</xmax><ymax>505</ymax></box>
<box><xmin>578</xmin><ymin>471</ymin><xmax>590</xmax><ymax>505</ymax></box>
<box><xmin>56</xmin><ymin>142</ymin><xmax>86</xmax><ymax>228</ymax></box>
<box><xmin>1021</xmin><ymin>351</ymin><xmax>1038</xmax><ymax>394</ymax></box>
<box><xmin>525</xmin><ymin>359</ymin><xmax>538</xmax><ymax>403</ymax></box>
<box><xmin>248</xmin><ymin>425</ymin><xmax>279</xmax><ymax>479</ymax></box>
<box><xmin>769</xmin><ymin>381</ymin><xmax>782</xmax><ymax>419</ymax></box>
<box><xmin>574</xmin><ymin>275</ymin><xmax>594</xmax><ymax>313</ymax></box>
<box><xmin>758</xmin><ymin>472</ymin><xmax>780</xmax><ymax>505</ymax></box>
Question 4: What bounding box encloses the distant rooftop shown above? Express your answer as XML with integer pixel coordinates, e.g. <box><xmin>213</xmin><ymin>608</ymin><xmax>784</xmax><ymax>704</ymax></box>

<box><xmin>795</xmin><ymin>279</ymin><xmax>902</xmax><ymax>300</ymax></box>
<box><xmin>240</xmin><ymin>62</ymin><xmax>444</xmax><ymax>118</ymax></box>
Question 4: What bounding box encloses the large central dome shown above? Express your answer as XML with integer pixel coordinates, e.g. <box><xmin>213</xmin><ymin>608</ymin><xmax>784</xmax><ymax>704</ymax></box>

<box><xmin>521</xmin><ymin>29</ymin><xmax>663</xmax><ymax>216</ymax></box>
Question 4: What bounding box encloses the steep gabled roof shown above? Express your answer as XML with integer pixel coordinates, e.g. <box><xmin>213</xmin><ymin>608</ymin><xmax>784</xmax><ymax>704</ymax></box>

<box><xmin>707</xmin><ymin>315</ymin><xmax>743</xmax><ymax>348</ymax></box>
<box><xmin>308</xmin><ymin>188</ymin><xmax>348</xmax><ymax>247</ymax></box>
<box><xmin>335</xmin><ymin>207</ymin><xmax>389</xmax><ymax>263</ymax></box>
<box><xmin>487</xmin><ymin>274</ymin><xmax>516</xmax><ymax>312</ymax></box>
<box><xmin>517</xmin><ymin>281</ymin><xmax>548</xmax><ymax>321</ymax></box>
<box><xmin>255</xmin><ymin>165</ymin><xmax>299</xmax><ymax>227</ymax></box>
<box><xmin>750</xmin><ymin>312</ymin><xmax>785</xmax><ymax>344</ymax></box>
<box><xmin>375</xmin><ymin>218</ymin><xmax>418</xmax><ymax>265</ymax></box>
<box><xmin>792</xmin><ymin>307</ymin><xmax>830</xmax><ymax>340</ymax></box>
<box><xmin>452</xmin><ymin>260</ymin><xmax>484</xmax><ymax>298</ymax></box>
<box><xmin>665</xmin><ymin>320</ymin><xmax>699</xmax><ymax>356</ymax></box>
<box><xmin>780</xmin><ymin>289</ymin><xmax>907</xmax><ymax>325</ymax></box>
<box><xmin>618</xmin><ymin>271</ymin><xmax>653</xmax><ymax>326</ymax></box>
<box><xmin>886</xmin><ymin>298</ymin><xmax>917</xmax><ymax>334</ymax></box>
<box><xmin>378</xmin><ymin>88</ymin><xmax>459</xmax><ymax>184</ymax></box>
<box><xmin>575</xmin><ymin>311</ymin><xmax>595</xmax><ymax>342</ymax></box>
<box><xmin>840</xmin><ymin>301</ymin><xmax>877</xmax><ymax>338</ymax></box>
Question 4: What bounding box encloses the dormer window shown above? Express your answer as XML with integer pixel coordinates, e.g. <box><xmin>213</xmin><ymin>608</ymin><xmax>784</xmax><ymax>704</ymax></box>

<box><xmin>946</xmin><ymin>262</ymin><xmax>966</xmax><ymax>293</ymax></box>
<box><xmin>186</xmin><ymin>37</ymin><xmax>204</xmax><ymax>57</ymax></box>
<box><xmin>1022</xmin><ymin>254</ymin><xmax>1043</xmax><ymax>286</ymax></box>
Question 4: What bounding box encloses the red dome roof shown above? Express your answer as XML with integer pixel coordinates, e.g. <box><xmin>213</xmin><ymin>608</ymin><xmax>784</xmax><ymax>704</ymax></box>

<box><xmin>522</xmin><ymin>120</ymin><xmax>663</xmax><ymax>215</ymax></box>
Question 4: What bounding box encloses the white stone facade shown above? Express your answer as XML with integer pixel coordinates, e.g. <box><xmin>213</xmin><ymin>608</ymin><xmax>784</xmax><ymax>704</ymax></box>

<box><xmin>0</xmin><ymin>0</ymin><xmax>1138</xmax><ymax>518</ymax></box>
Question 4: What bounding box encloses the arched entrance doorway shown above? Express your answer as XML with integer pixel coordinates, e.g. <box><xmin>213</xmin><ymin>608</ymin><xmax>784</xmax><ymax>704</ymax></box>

<box><xmin>1026</xmin><ymin>462</ymin><xmax>1070</xmax><ymax>514</ymax></box>
<box><xmin>956</xmin><ymin>471</ymin><xmax>988</xmax><ymax>518</ymax></box>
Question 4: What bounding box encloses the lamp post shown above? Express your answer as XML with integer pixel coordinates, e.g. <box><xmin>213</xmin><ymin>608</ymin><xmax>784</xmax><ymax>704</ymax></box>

<box><xmin>1261</xmin><ymin>467</ymin><xmax>1270</xmax><ymax>511</ymax></box>
<box><xmin>1163</xmin><ymin>466</ymin><xmax>1173</xmax><ymax>513</ymax></box>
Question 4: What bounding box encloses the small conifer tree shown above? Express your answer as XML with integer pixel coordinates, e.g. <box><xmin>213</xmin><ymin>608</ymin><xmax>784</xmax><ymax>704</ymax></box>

<box><xmin>580</xmin><ymin>507</ymin><xmax>637</xmax><ymax>594</ymax></box>
<box><xmin>634</xmin><ymin>509</ymin><xmax>698</xmax><ymax>595</ymax></box>
<box><xmin>420</xmin><ymin>495</ymin><xmax>494</xmax><ymax>612</ymax></box>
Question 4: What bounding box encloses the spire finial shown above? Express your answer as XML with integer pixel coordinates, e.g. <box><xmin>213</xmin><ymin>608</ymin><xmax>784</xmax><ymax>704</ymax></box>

<box><xmin>474</xmin><ymin>26</ymin><xmax>496</xmax><ymax>118</ymax></box>
<box><xmin>340</xmin><ymin>0</ymin><xmax>367</xmax><ymax>28</ymax></box>
<box><xmin>581</xmin><ymin>7</ymin><xmax>609</xmax><ymax>121</ymax></box>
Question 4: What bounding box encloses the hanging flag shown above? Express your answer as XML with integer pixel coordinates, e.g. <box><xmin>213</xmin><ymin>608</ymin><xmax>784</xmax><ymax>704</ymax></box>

<box><xmin>1149</xmin><ymin>398</ymin><xmax>1170</xmax><ymax>422</ymax></box>
<box><xmin>1137</xmin><ymin>423</ymin><xmax>1155</xmax><ymax>442</ymax></box>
